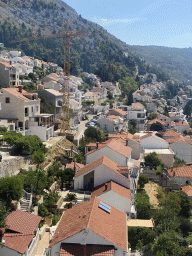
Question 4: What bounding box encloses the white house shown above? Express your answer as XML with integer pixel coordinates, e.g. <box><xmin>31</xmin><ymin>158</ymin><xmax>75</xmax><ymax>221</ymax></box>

<box><xmin>74</xmin><ymin>155</ymin><xmax>130</xmax><ymax>191</ymax></box>
<box><xmin>48</xmin><ymin>196</ymin><xmax>128</xmax><ymax>256</ymax></box>
<box><xmin>97</xmin><ymin>115</ymin><xmax>126</xmax><ymax>134</ymax></box>
<box><xmin>166</xmin><ymin>136</ymin><xmax>192</xmax><ymax>163</ymax></box>
<box><xmin>91</xmin><ymin>180</ymin><xmax>136</xmax><ymax>218</ymax></box>
<box><xmin>168</xmin><ymin>165</ymin><xmax>192</xmax><ymax>186</ymax></box>
<box><xmin>0</xmin><ymin>209</ymin><xmax>42</xmax><ymax>256</ymax></box>
<box><xmin>85</xmin><ymin>138</ymin><xmax>132</xmax><ymax>166</ymax></box>
<box><xmin>0</xmin><ymin>87</ymin><xmax>54</xmax><ymax>141</ymax></box>
<box><xmin>127</xmin><ymin>103</ymin><xmax>147</xmax><ymax>131</ymax></box>
<box><xmin>174</xmin><ymin>121</ymin><xmax>190</xmax><ymax>134</ymax></box>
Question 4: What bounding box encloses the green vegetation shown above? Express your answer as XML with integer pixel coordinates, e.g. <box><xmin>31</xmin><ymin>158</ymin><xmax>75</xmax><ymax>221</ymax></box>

<box><xmin>39</xmin><ymin>95</ymin><xmax>55</xmax><ymax>114</ymax></box>
<box><xmin>147</xmin><ymin>112</ymin><xmax>158</xmax><ymax>120</ymax></box>
<box><xmin>138</xmin><ymin>174</ymin><xmax>149</xmax><ymax>189</ymax></box>
<box><xmin>173</xmin><ymin>156</ymin><xmax>186</xmax><ymax>167</ymax></box>
<box><xmin>0</xmin><ymin>201</ymin><xmax>8</xmax><ymax>228</ymax></box>
<box><xmin>150</xmin><ymin>121</ymin><xmax>164</xmax><ymax>131</ymax></box>
<box><xmin>144</xmin><ymin>152</ymin><xmax>164</xmax><ymax>169</ymax></box>
<box><xmin>135</xmin><ymin>190</ymin><xmax>151</xmax><ymax>219</ymax></box>
<box><xmin>0</xmin><ymin>175</ymin><xmax>24</xmax><ymax>204</ymax></box>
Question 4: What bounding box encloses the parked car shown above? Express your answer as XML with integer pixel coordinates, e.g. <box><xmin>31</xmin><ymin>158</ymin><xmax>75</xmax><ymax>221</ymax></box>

<box><xmin>71</xmin><ymin>125</ymin><xmax>78</xmax><ymax>130</ymax></box>
<box><xmin>85</xmin><ymin>121</ymin><xmax>96</xmax><ymax>127</ymax></box>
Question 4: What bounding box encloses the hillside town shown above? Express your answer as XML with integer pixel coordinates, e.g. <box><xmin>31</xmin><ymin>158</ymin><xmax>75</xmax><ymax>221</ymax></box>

<box><xmin>0</xmin><ymin>48</ymin><xmax>192</xmax><ymax>256</ymax></box>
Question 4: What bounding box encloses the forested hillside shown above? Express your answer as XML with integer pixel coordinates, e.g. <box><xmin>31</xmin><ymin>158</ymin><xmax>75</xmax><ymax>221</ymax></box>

<box><xmin>0</xmin><ymin>0</ymin><xmax>169</xmax><ymax>83</ymax></box>
<box><xmin>131</xmin><ymin>45</ymin><xmax>192</xmax><ymax>83</ymax></box>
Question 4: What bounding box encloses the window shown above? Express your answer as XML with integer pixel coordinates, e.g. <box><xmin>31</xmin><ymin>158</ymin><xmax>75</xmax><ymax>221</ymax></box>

<box><xmin>31</xmin><ymin>107</ymin><xmax>33</xmax><ymax>113</ymax></box>
<box><xmin>5</xmin><ymin>97</ymin><xmax>10</xmax><ymax>103</ymax></box>
<box><xmin>36</xmin><ymin>106</ymin><xmax>38</xmax><ymax>112</ymax></box>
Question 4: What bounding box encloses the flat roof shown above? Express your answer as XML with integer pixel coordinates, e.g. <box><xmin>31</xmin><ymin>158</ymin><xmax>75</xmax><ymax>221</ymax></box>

<box><xmin>127</xmin><ymin>219</ymin><xmax>154</xmax><ymax>228</ymax></box>
<box><xmin>144</xmin><ymin>148</ymin><xmax>174</xmax><ymax>155</ymax></box>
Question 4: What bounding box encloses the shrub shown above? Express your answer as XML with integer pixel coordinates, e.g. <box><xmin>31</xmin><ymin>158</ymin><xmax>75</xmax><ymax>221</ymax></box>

<box><xmin>52</xmin><ymin>216</ymin><xmax>59</xmax><ymax>226</ymax></box>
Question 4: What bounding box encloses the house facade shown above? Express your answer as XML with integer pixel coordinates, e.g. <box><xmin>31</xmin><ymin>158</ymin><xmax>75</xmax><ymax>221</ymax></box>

<box><xmin>127</xmin><ymin>103</ymin><xmax>147</xmax><ymax>131</ymax></box>
<box><xmin>0</xmin><ymin>62</ymin><xmax>19</xmax><ymax>87</ymax></box>
<box><xmin>48</xmin><ymin>196</ymin><xmax>128</xmax><ymax>256</ymax></box>
<box><xmin>74</xmin><ymin>156</ymin><xmax>130</xmax><ymax>190</ymax></box>
<box><xmin>0</xmin><ymin>87</ymin><xmax>54</xmax><ymax>141</ymax></box>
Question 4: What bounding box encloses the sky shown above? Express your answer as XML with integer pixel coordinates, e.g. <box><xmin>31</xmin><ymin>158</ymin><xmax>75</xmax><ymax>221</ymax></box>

<box><xmin>62</xmin><ymin>0</ymin><xmax>192</xmax><ymax>48</ymax></box>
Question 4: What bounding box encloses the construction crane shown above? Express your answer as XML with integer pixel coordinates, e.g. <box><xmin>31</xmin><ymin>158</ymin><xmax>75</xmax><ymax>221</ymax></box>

<box><xmin>11</xmin><ymin>20</ymin><xmax>86</xmax><ymax>133</ymax></box>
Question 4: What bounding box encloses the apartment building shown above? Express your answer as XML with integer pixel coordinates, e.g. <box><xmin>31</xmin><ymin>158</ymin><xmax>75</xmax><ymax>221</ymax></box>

<box><xmin>0</xmin><ymin>62</ymin><xmax>19</xmax><ymax>87</ymax></box>
<box><xmin>0</xmin><ymin>86</ymin><xmax>54</xmax><ymax>141</ymax></box>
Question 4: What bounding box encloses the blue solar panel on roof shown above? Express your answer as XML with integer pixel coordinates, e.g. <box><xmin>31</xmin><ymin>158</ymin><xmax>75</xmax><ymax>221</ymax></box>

<box><xmin>99</xmin><ymin>201</ymin><xmax>111</xmax><ymax>213</ymax></box>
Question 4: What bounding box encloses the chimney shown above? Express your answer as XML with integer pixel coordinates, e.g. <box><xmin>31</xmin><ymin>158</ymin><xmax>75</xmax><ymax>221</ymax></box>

<box><xmin>126</xmin><ymin>138</ymin><xmax>129</xmax><ymax>146</ymax></box>
<box><xmin>105</xmin><ymin>183</ymin><xmax>108</xmax><ymax>191</ymax></box>
<box><xmin>173</xmin><ymin>171</ymin><xmax>175</xmax><ymax>177</ymax></box>
<box><xmin>9</xmin><ymin>61</ymin><xmax>12</xmax><ymax>65</ymax></box>
<box><xmin>171</xmin><ymin>167</ymin><xmax>173</xmax><ymax>172</ymax></box>
<box><xmin>18</xmin><ymin>85</ymin><xmax>22</xmax><ymax>93</ymax></box>
<box><xmin>96</xmin><ymin>142</ymin><xmax>99</xmax><ymax>149</ymax></box>
<box><xmin>68</xmin><ymin>157</ymin><xmax>73</xmax><ymax>164</ymax></box>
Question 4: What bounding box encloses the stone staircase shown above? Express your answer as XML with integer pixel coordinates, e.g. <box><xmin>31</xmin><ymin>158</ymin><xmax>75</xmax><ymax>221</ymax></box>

<box><xmin>20</xmin><ymin>196</ymin><xmax>31</xmax><ymax>211</ymax></box>
<box><xmin>19</xmin><ymin>190</ymin><xmax>33</xmax><ymax>212</ymax></box>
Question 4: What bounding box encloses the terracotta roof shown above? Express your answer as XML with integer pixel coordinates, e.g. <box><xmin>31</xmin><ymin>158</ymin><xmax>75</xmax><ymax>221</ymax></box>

<box><xmin>108</xmin><ymin>132</ymin><xmax>133</xmax><ymax>140</ymax></box>
<box><xmin>66</xmin><ymin>161</ymin><xmax>85</xmax><ymax>170</ymax></box>
<box><xmin>91</xmin><ymin>180</ymin><xmax>131</xmax><ymax>200</ymax></box>
<box><xmin>147</xmin><ymin>118</ymin><xmax>165</xmax><ymax>125</ymax></box>
<box><xmin>109</xmin><ymin>108</ymin><xmax>126</xmax><ymax>116</ymax></box>
<box><xmin>2</xmin><ymin>88</ymin><xmax>32</xmax><ymax>101</ymax></box>
<box><xmin>182</xmin><ymin>185</ymin><xmax>192</xmax><ymax>197</ymax></box>
<box><xmin>168</xmin><ymin>165</ymin><xmax>192</xmax><ymax>179</ymax></box>
<box><xmin>59</xmin><ymin>244</ymin><xmax>114</xmax><ymax>256</ymax></box>
<box><xmin>86</xmin><ymin>138</ymin><xmax>132</xmax><ymax>158</ymax></box>
<box><xmin>0</xmin><ymin>61</ymin><xmax>12</xmax><ymax>66</ymax></box>
<box><xmin>75</xmin><ymin>156</ymin><xmax>128</xmax><ymax>182</ymax></box>
<box><xmin>108</xmin><ymin>115</ymin><xmax>119</xmax><ymax>121</ymax></box>
<box><xmin>49</xmin><ymin>196</ymin><xmax>127</xmax><ymax>251</ymax></box>
<box><xmin>163</xmin><ymin>129</ymin><xmax>181</xmax><ymax>138</ymax></box>
<box><xmin>2</xmin><ymin>209</ymin><xmax>42</xmax><ymax>254</ymax></box>
<box><xmin>166</xmin><ymin>136</ymin><xmax>192</xmax><ymax>144</ymax></box>
<box><xmin>6</xmin><ymin>209</ymin><xmax>42</xmax><ymax>235</ymax></box>
<box><xmin>174</xmin><ymin>121</ymin><xmax>189</xmax><ymax>126</ymax></box>
<box><xmin>3</xmin><ymin>233</ymin><xmax>34</xmax><ymax>254</ymax></box>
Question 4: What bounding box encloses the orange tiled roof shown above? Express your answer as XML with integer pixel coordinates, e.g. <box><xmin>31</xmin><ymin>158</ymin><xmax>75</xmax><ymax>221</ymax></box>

<box><xmin>168</xmin><ymin>165</ymin><xmax>192</xmax><ymax>179</ymax></box>
<box><xmin>3</xmin><ymin>233</ymin><xmax>34</xmax><ymax>254</ymax></box>
<box><xmin>91</xmin><ymin>180</ymin><xmax>131</xmax><ymax>200</ymax></box>
<box><xmin>108</xmin><ymin>132</ymin><xmax>133</xmax><ymax>140</ymax></box>
<box><xmin>163</xmin><ymin>129</ymin><xmax>181</xmax><ymax>138</ymax></box>
<box><xmin>174</xmin><ymin>121</ymin><xmax>189</xmax><ymax>126</ymax></box>
<box><xmin>75</xmin><ymin>156</ymin><xmax>128</xmax><ymax>181</ymax></box>
<box><xmin>6</xmin><ymin>209</ymin><xmax>42</xmax><ymax>234</ymax></box>
<box><xmin>86</xmin><ymin>138</ymin><xmax>132</xmax><ymax>158</ymax></box>
<box><xmin>59</xmin><ymin>244</ymin><xmax>114</xmax><ymax>256</ymax></box>
<box><xmin>49</xmin><ymin>196</ymin><xmax>127</xmax><ymax>251</ymax></box>
<box><xmin>109</xmin><ymin>108</ymin><xmax>126</xmax><ymax>116</ymax></box>
<box><xmin>147</xmin><ymin>118</ymin><xmax>165</xmax><ymax>125</ymax></box>
<box><xmin>182</xmin><ymin>185</ymin><xmax>192</xmax><ymax>197</ymax></box>
<box><xmin>3</xmin><ymin>88</ymin><xmax>32</xmax><ymax>101</ymax></box>
<box><xmin>2</xmin><ymin>209</ymin><xmax>42</xmax><ymax>254</ymax></box>
<box><xmin>166</xmin><ymin>136</ymin><xmax>192</xmax><ymax>144</ymax></box>
<box><xmin>66</xmin><ymin>161</ymin><xmax>84</xmax><ymax>170</ymax></box>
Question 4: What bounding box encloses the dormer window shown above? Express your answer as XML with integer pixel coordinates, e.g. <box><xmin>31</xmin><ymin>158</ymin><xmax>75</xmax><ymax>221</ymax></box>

<box><xmin>5</xmin><ymin>97</ymin><xmax>10</xmax><ymax>103</ymax></box>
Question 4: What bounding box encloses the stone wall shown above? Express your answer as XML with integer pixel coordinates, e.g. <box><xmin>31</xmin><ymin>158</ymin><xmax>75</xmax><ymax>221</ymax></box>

<box><xmin>0</xmin><ymin>156</ymin><xmax>32</xmax><ymax>177</ymax></box>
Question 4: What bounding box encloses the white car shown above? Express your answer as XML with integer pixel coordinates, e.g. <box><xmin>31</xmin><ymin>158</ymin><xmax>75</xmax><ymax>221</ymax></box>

<box><xmin>71</xmin><ymin>125</ymin><xmax>78</xmax><ymax>130</ymax></box>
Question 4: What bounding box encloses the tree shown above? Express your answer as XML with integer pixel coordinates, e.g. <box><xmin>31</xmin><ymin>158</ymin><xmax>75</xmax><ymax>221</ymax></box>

<box><xmin>147</xmin><ymin>112</ymin><xmax>158</xmax><ymax>120</ymax></box>
<box><xmin>135</xmin><ymin>191</ymin><xmax>151</xmax><ymax>219</ymax></box>
<box><xmin>107</xmin><ymin>91</ymin><xmax>113</xmax><ymax>100</ymax></box>
<box><xmin>138</xmin><ymin>174</ymin><xmax>149</xmax><ymax>189</ymax></box>
<box><xmin>56</xmin><ymin>168</ymin><xmax>74</xmax><ymax>190</ymax></box>
<box><xmin>177</xmin><ymin>191</ymin><xmax>191</xmax><ymax>218</ymax></box>
<box><xmin>163</xmin><ymin>105</ymin><xmax>169</xmax><ymax>117</ymax></box>
<box><xmin>152</xmin><ymin>231</ymin><xmax>188</xmax><ymax>256</ymax></box>
<box><xmin>0</xmin><ymin>176</ymin><xmax>24</xmax><ymax>204</ymax></box>
<box><xmin>144</xmin><ymin>152</ymin><xmax>164</xmax><ymax>168</ymax></box>
<box><xmin>150</xmin><ymin>121</ymin><xmax>164</xmax><ymax>131</ymax></box>
<box><xmin>154</xmin><ymin>206</ymin><xmax>180</xmax><ymax>234</ymax></box>
<box><xmin>0</xmin><ymin>201</ymin><xmax>8</xmax><ymax>228</ymax></box>
<box><xmin>32</xmin><ymin>149</ymin><xmax>45</xmax><ymax>170</ymax></box>
<box><xmin>84</xmin><ymin>127</ymin><xmax>101</xmax><ymax>142</ymax></box>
